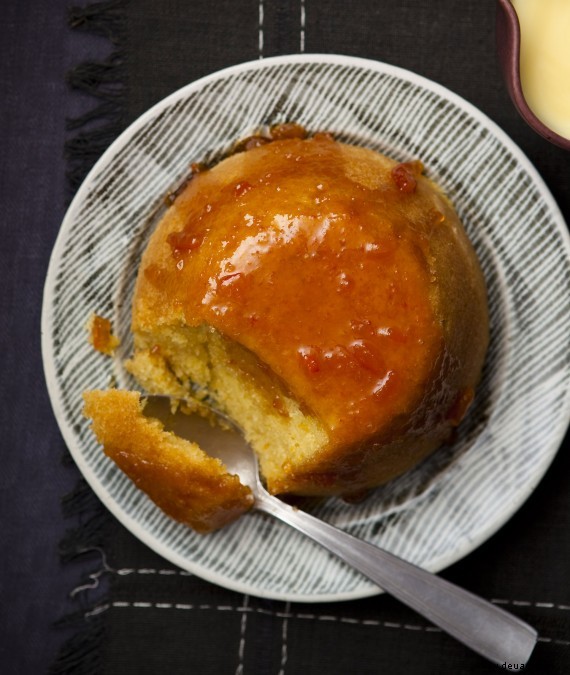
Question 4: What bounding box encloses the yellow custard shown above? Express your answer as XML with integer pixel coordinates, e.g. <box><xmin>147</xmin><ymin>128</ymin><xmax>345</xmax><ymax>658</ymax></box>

<box><xmin>512</xmin><ymin>0</ymin><xmax>570</xmax><ymax>139</ymax></box>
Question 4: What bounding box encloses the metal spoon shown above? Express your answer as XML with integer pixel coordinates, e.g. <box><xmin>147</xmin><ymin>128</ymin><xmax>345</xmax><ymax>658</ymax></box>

<box><xmin>144</xmin><ymin>395</ymin><xmax>537</xmax><ymax>666</ymax></box>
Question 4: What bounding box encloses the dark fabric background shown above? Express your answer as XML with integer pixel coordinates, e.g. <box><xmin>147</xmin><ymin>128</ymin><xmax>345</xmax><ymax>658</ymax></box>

<box><xmin>1</xmin><ymin>1</ymin><xmax>569</xmax><ymax>674</ymax></box>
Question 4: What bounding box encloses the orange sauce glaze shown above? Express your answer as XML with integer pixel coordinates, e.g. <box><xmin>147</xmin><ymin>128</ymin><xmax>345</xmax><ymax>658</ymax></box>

<box><xmin>89</xmin><ymin>314</ymin><xmax>118</xmax><ymax>355</ymax></box>
<box><xmin>146</xmin><ymin>136</ymin><xmax>448</xmax><ymax>448</ymax></box>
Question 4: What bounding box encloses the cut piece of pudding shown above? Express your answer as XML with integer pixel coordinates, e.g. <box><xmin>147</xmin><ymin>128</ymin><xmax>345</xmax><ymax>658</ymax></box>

<box><xmin>122</xmin><ymin>132</ymin><xmax>489</xmax><ymax>498</ymax></box>
<box><xmin>83</xmin><ymin>389</ymin><xmax>254</xmax><ymax>532</ymax></box>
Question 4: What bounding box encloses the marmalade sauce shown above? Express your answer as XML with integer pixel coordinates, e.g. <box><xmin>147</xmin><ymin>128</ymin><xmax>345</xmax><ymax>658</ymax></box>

<box><xmin>143</xmin><ymin>135</ymin><xmax>451</xmax><ymax>446</ymax></box>
<box><xmin>88</xmin><ymin>314</ymin><xmax>119</xmax><ymax>356</ymax></box>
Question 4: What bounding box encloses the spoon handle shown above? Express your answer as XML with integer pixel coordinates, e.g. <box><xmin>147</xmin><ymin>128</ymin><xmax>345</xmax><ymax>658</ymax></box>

<box><xmin>258</xmin><ymin>492</ymin><xmax>537</xmax><ymax>666</ymax></box>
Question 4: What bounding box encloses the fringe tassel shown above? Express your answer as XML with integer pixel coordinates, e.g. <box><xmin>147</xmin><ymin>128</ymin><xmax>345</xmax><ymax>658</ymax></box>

<box><xmin>66</xmin><ymin>118</ymin><xmax>126</xmax><ymax>193</ymax></box>
<box><xmin>51</xmin><ymin>483</ymin><xmax>112</xmax><ymax>673</ymax></box>
<box><xmin>51</xmin><ymin>4</ymin><xmax>128</xmax><ymax>673</ymax></box>
<box><xmin>48</xmin><ymin>614</ymin><xmax>105</xmax><ymax>675</ymax></box>
<box><xmin>66</xmin><ymin>52</ymin><xmax>126</xmax><ymax>102</ymax></box>
<box><xmin>59</xmin><ymin>480</ymin><xmax>112</xmax><ymax>563</ymax></box>
<box><xmin>61</xmin><ymin>479</ymin><xmax>104</xmax><ymax>519</ymax></box>
<box><xmin>69</xmin><ymin>0</ymin><xmax>127</xmax><ymax>44</ymax></box>
<box><xmin>59</xmin><ymin>511</ymin><xmax>112</xmax><ymax>564</ymax></box>
<box><xmin>65</xmin><ymin>1</ymin><xmax>127</xmax><ymax>195</ymax></box>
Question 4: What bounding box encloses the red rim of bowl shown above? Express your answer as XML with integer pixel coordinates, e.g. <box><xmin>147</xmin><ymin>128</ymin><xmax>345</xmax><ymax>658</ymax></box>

<box><xmin>496</xmin><ymin>0</ymin><xmax>570</xmax><ymax>150</ymax></box>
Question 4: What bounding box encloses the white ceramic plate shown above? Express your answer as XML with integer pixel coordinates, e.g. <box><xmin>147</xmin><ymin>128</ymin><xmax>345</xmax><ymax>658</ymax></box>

<box><xmin>42</xmin><ymin>54</ymin><xmax>570</xmax><ymax>602</ymax></box>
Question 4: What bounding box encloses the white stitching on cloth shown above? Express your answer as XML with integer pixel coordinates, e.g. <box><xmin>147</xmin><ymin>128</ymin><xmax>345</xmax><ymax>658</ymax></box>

<box><xmin>115</xmin><ymin>567</ymin><xmax>192</xmax><ymax>576</ymax></box>
<box><xmin>98</xmin><ymin>570</ymin><xmax>570</xmax><ymax>613</ymax></box>
<box><xmin>538</xmin><ymin>637</ymin><xmax>570</xmax><ymax>646</ymax></box>
<box><xmin>300</xmin><ymin>0</ymin><xmax>306</xmax><ymax>53</ymax></box>
<box><xmin>70</xmin><ymin>568</ymin><xmax>108</xmax><ymax>597</ymax></box>
<box><xmin>235</xmin><ymin>595</ymin><xmax>249</xmax><ymax>675</ymax></box>
<box><xmin>69</xmin><ymin>547</ymin><xmax>115</xmax><ymax>596</ymax></box>
<box><xmin>110</xmin><ymin>570</ymin><xmax>570</xmax><ymax>612</ymax></box>
<box><xmin>258</xmin><ymin>0</ymin><xmax>264</xmax><ymax>58</ymax></box>
<box><xmin>278</xmin><ymin>601</ymin><xmax>291</xmax><ymax>675</ymax></box>
<box><xmin>491</xmin><ymin>599</ymin><xmax>570</xmax><ymax>611</ymax></box>
<box><xmin>95</xmin><ymin>601</ymin><xmax>443</xmax><ymax>631</ymax></box>
<box><xmin>84</xmin><ymin>602</ymin><xmax>570</xmax><ymax>646</ymax></box>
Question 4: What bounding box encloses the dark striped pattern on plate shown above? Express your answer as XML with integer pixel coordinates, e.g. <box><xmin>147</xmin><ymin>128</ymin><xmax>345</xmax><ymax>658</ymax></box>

<box><xmin>42</xmin><ymin>55</ymin><xmax>570</xmax><ymax>602</ymax></box>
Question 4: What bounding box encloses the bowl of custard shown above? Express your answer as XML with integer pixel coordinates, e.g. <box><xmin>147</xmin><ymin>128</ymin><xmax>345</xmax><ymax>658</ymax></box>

<box><xmin>497</xmin><ymin>0</ymin><xmax>570</xmax><ymax>150</ymax></box>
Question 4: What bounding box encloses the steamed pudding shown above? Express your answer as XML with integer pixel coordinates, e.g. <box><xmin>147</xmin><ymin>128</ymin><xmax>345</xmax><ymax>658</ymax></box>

<box><xmin>114</xmin><ymin>132</ymin><xmax>489</xmax><ymax>497</ymax></box>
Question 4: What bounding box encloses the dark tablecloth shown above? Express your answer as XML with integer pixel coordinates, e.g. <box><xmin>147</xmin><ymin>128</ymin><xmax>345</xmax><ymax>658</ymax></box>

<box><xmin>2</xmin><ymin>1</ymin><xmax>569</xmax><ymax>673</ymax></box>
